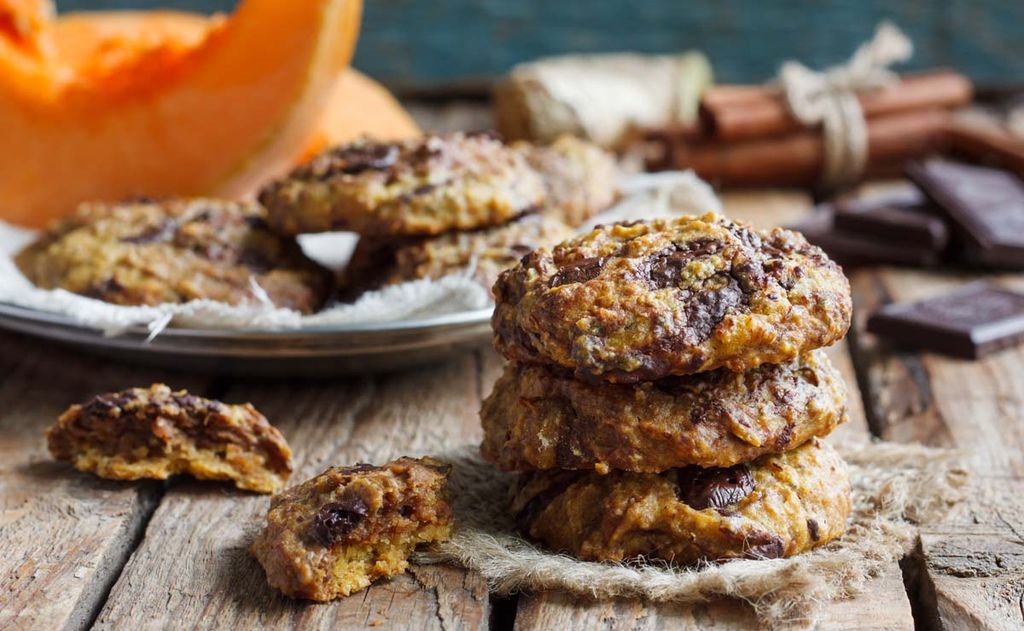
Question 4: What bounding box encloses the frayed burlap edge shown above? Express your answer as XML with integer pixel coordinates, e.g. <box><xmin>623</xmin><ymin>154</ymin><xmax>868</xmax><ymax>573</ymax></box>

<box><xmin>414</xmin><ymin>440</ymin><xmax>966</xmax><ymax>629</ymax></box>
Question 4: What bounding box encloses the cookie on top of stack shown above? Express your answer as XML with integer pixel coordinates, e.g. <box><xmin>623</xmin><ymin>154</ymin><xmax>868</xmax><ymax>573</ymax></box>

<box><xmin>259</xmin><ymin>131</ymin><xmax>621</xmax><ymax>297</ymax></box>
<box><xmin>481</xmin><ymin>212</ymin><xmax>856</xmax><ymax>563</ymax></box>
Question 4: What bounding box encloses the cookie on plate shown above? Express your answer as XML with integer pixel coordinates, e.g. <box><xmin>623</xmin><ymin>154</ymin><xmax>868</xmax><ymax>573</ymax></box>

<box><xmin>482</xmin><ymin>349</ymin><xmax>846</xmax><ymax>472</ymax></box>
<box><xmin>260</xmin><ymin>132</ymin><xmax>548</xmax><ymax>237</ymax></box>
<box><xmin>492</xmin><ymin>213</ymin><xmax>852</xmax><ymax>382</ymax></box>
<box><xmin>251</xmin><ymin>457</ymin><xmax>453</xmax><ymax>601</ymax></box>
<box><xmin>47</xmin><ymin>384</ymin><xmax>293</xmax><ymax>493</ymax></box>
<box><xmin>342</xmin><ymin>214</ymin><xmax>575</xmax><ymax>297</ymax></box>
<box><xmin>511</xmin><ymin>438</ymin><xmax>849</xmax><ymax>564</ymax></box>
<box><xmin>15</xmin><ymin>198</ymin><xmax>331</xmax><ymax>313</ymax></box>
<box><xmin>517</xmin><ymin>134</ymin><xmax>622</xmax><ymax>227</ymax></box>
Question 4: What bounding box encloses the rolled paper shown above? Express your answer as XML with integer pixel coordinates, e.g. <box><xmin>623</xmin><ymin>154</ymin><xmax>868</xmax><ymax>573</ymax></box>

<box><xmin>494</xmin><ymin>51</ymin><xmax>712</xmax><ymax>149</ymax></box>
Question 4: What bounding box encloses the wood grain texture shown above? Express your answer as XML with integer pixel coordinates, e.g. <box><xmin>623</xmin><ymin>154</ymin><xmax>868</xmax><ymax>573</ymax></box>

<box><xmin>512</xmin><ymin>193</ymin><xmax>915</xmax><ymax>630</ymax></box>
<box><xmin>0</xmin><ymin>332</ymin><xmax>206</xmax><ymax>631</ymax></box>
<box><xmin>848</xmin><ymin>267</ymin><xmax>1024</xmax><ymax>631</ymax></box>
<box><xmin>59</xmin><ymin>1</ymin><xmax>1024</xmax><ymax>90</ymax></box>
<box><xmin>93</xmin><ymin>353</ymin><xmax>490</xmax><ymax>631</ymax></box>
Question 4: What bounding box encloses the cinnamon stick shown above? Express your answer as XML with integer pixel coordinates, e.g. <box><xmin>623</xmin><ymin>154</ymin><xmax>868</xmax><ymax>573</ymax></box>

<box><xmin>665</xmin><ymin>108</ymin><xmax>951</xmax><ymax>187</ymax></box>
<box><xmin>944</xmin><ymin>120</ymin><xmax>1024</xmax><ymax>178</ymax></box>
<box><xmin>700</xmin><ymin>70</ymin><xmax>972</xmax><ymax>142</ymax></box>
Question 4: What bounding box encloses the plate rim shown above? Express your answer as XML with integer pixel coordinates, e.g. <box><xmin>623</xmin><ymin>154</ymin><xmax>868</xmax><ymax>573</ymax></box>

<box><xmin>0</xmin><ymin>299</ymin><xmax>494</xmax><ymax>341</ymax></box>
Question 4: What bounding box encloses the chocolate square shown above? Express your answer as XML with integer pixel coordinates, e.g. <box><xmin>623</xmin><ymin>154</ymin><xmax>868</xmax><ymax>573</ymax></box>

<box><xmin>866</xmin><ymin>282</ymin><xmax>1024</xmax><ymax>359</ymax></box>
<box><xmin>906</xmin><ymin>160</ymin><xmax>1024</xmax><ymax>269</ymax></box>
<box><xmin>833</xmin><ymin>188</ymin><xmax>949</xmax><ymax>251</ymax></box>
<box><xmin>789</xmin><ymin>207</ymin><xmax>944</xmax><ymax>268</ymax></box>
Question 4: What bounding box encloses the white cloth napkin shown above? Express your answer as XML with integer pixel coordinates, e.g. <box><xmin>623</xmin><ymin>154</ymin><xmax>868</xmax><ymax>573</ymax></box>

<box><xmin>0</xmin><ymin>171</ymin><xmax>719</xmax><ymax>337</ymax></box>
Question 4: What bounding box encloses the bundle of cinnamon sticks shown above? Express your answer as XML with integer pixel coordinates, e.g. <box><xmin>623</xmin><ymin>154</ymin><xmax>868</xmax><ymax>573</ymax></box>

<box><xmin>642</xmin><ymin>70</ymin><xmax>974</xmax><ymax>188</ymax></box>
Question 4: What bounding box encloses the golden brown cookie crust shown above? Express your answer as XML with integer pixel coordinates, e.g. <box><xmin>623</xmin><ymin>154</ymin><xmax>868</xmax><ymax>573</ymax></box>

<box><xmin>47</xmin><ymin>384</ymin><xmax>293</xmax><ymax>493</ymax></box>
<box><xmin>260</xmin><ymin>133</ymin><xmax>548</xmax><ymax>237</ymax></box>
<box><xmin>511</xmin><ymin>438</ymin><xmax>850</xmax><ymax>564</ymax></box>
<box><xmin>492</xmin><ymin>213</ymin><xmax>852</xmax><ymax>382</ymax></box>
<box><xmin>251</xmin><ymin>457</ymin><xmax>453</xmax><ymax>601</ymax></box>
<box><xmin>517</xmin><ymin>134</ymin><xmax>622</xmax><ymax>227</ymax></box>
<box><xmin>342</xmin><ymin>214</ymin><xmax>575</xmax><ymax>297</ymax></box>
<box><xmin>481</xmin><ymin>350</ymin><xmax>847</xmax><ymax>472</ymax></box>
<box><xmin>15</xmin><ymin>199</ymin><xmax>331</xmax><ymax>313</ymax></box>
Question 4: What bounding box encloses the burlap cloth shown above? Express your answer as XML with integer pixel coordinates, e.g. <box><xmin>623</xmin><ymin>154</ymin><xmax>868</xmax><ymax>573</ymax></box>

<box><xmin>415</xmin><ymin>441</ymin><xmax>965</xmax><ymax>629</ymax></box>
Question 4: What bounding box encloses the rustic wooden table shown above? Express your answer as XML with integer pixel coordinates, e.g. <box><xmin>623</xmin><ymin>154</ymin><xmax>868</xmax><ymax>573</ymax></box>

<box><xmin>2</xmin><ymin>101</ymin><xmax>1022</xmax><ymax>629</ymax></box>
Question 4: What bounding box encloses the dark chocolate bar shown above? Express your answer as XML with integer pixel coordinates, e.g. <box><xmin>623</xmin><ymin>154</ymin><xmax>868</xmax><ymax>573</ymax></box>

<box><xmin>789</xmin><ymin>208</ymin><xmax>944</xmax><ymax>268</ymax></box>
<box><xmin>834</xmin><ymin>189</ymin><xmax>949</xmax><ymax>250</ymax></box>
<box><xmin>906</xmin><ymin>160</ymin><xmax>1024</xmax><ymax>269</ymax></box>
<box><xmin>866</xmin><ymin>282</ymin><xmax>1024</xmax><ymax>359</ymax></box>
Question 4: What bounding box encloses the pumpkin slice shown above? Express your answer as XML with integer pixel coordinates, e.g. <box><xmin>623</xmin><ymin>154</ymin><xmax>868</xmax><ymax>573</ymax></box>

<box><xmin>0</xmin><ymin>0</ymin><xmax>362</xmax><ymax>228</ymax></box>
<box><xmin>52</xmin><ymin>10</ymin><xmax>418</xmax><ymax>160</ymax></box>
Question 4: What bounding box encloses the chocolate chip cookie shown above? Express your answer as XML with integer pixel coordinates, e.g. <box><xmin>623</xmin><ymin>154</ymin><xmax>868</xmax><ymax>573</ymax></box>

<box><xmin>517</xmin><ymin>134</ymin><xmax>621</xmax><ymax>227</ymax></box>
<box><xmin>492</xmin><ymin>213</ymin><xmax>852</xmax><ymax>382</ymax></box>
<box><xmin>482</xmin><ymin>349</ymin><xmax>846</xmax><ymax>472</ymax></box>
<box><xmin>251</xmin><ymin>457</ymin><xmax>453</xmax><ymax>601</ymax></box>
<box><xmin>260</xmin><ymin>133</ymin><xmax>547</xmax><ymax>237</ymax></box>
<box><xmin>16</xmin><ymin>199</ymin><xmax>331</xmax><ymax>313</ymax></box>
<box><xmin>511</xmin><ymin>438</ymin><xmax>849</xmax><ymax>564</ymax></box>
<box><xmin>342</xmin><ymin>214</ymin><xmax>575</xmax><ymax>297</ymax></box>
<box><xmin>47</xmin><ymin>384</ymin><xmax>293</xmax><ymax>493</ymax></box>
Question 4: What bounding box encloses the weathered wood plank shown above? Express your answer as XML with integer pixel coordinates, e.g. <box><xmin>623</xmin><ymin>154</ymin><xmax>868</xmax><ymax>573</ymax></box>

<box><xmin>0</xmin><ymin>332</ymin><xmax>206</xmax><ymax>631</ymax></box>
<box><xmin>849</xmin><ymin>267</ymin><xmax>1024</xmax><ymax>631</ymax></box>
<box><xmin>93</xmin><ymin>352</ymin><xmax>490</xmax><ymax>631</ymax></box>
<box><xmin>514</xmin><ymin>566</ymin><xmax>912</xmax><ymax>631</ymax></box>
<box><xmin>850</xmin><ymin>269</ymin><xmax>1024</xmax><ymax>476</ymax></box>
<box><xmin>513</xmin><ymin>192</ymin><xmax>915</xmax><ymax>630</ymax></box>
<box><xmin>514</xmin><ymin>593</ymin><xmax>752</xmax><ymax>630</ymax></box>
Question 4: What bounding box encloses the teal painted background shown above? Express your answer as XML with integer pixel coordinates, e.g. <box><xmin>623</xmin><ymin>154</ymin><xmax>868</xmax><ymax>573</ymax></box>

<box><xmin>59</xmin><ymin>1</ymin><xmax>1024</xmax><ymax>91</ymax></box>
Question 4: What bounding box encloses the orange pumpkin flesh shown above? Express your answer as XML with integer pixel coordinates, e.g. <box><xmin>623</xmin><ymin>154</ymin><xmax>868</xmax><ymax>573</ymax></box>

<box><xmin>0</xmin><ymin>0</ymin><xmax>54</xmax><ymax>57</ymax></box>
<box><xmin>0</xmin><ymin>0</ymin><xmax>363</xmax><ymax>228</ymax></box>
<box><xmin>52</xmin><ymin>10</ymin><xmax>224</xmax><ymax>81</ymax></box>
<box><xmin>51</xmin><ymin>10</ymin><xmax>418</xmax><ymax>157</ymax></box>
<box><xmin>301</xmin><ymin>68</ymin><xmax>421</xmax><ymax>161</ymax></box>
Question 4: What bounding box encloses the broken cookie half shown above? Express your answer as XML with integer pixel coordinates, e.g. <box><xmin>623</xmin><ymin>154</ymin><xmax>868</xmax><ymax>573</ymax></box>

<box><xmin>47</xmin><ymin>384</ymin><xmax>293</xmax><ymax>493</ymax></box>
<box><xmin>251</xmin><ymin>457</ymin><xmax>453</xmax><ymax>601</ymax></box>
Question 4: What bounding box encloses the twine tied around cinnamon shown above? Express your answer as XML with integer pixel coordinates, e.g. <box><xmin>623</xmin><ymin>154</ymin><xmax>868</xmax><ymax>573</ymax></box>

<box><xmin>777</xmin><ymin>22</ymin><xmax>913</xmax><ymax>189</ymax></box>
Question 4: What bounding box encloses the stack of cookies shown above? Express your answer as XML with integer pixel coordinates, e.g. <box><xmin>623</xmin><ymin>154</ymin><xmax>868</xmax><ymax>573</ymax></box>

<box><xmin>259</xmin><ymin>132</ymin><xmax>620</xmax><ymax>298</ymax></box>
<box><xmin>481</xmin><ymin>213</ymin><xmax>856</xmax><ymax>563</ymax></box>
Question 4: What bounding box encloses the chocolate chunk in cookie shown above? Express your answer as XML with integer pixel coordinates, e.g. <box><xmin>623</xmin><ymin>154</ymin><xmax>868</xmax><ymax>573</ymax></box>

<box><xmin>47</xmin><ymin>384</ymin><xmax>293</xmax><ymax>493</ymax></box>
<box><xmin>674</xmin><ymin>464</ymin><xmax>755</xmax><ymax>510</ymax></box>
<box><xmin>251</xmin><ymin>457</ymin><xmax>452</xmax><ymax>601</ymax></box>
<box><xmin>493</xmin><ymin>213</ymin><xmax>852</xmax><ymax>382</ymax></box>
